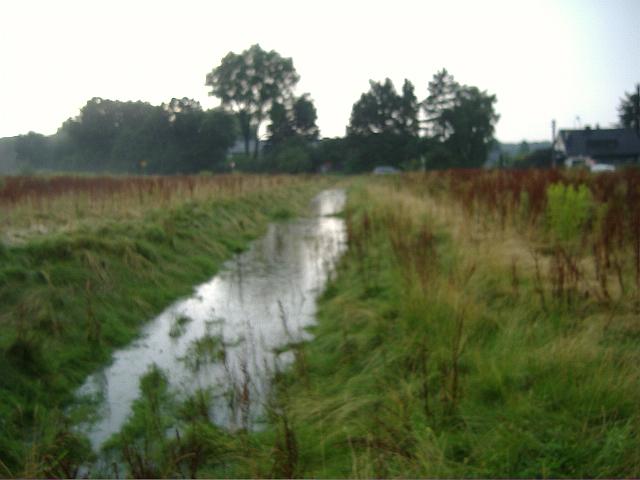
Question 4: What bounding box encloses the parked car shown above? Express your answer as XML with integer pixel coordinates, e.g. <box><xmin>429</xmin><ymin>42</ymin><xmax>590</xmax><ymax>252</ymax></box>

<box><xmin>372</xmin><ymin>166</ymin><xmax>400</xmax><ymax>175</ymax></box>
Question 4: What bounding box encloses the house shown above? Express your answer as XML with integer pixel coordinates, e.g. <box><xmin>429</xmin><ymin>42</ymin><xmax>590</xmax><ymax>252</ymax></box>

<box><xmin>554</xmin><ymin>128</ymin><xmax>640</xmax><ymax>166</ymax></box>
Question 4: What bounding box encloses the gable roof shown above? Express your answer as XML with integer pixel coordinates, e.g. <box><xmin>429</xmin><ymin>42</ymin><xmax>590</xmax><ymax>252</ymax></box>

<box><xmin>556</xmin><ymin>128</ymin><xmax>640</xmax><ymax>158</ymax></box>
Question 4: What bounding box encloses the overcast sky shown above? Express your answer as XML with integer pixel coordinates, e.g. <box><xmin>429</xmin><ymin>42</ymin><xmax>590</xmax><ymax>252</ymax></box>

<box><xmin>1</xmin><ymin>0</ymin><xmax>639</xmax><ymax>143</ymax></box>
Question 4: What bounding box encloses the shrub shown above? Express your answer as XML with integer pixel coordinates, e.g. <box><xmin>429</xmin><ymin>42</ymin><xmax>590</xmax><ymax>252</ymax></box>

<box><xmin>546</xmin><ymin>183</ymin><xmax>593</xmax><ymax>247</ymax></box>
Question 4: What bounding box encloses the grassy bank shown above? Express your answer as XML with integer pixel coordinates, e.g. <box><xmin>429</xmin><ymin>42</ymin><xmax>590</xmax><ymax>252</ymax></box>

<box><xmin>0</xmin><ymin>174</ymin><xmax>329</xmax><ymax>477</ymax></box>
<box><xmin>258</xmin><ymin>177</ymin><xmax>639</xmax><ymax>477</ymax></box>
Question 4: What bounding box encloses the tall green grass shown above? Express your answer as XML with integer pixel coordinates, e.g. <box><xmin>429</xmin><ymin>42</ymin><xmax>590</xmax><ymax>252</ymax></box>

<box><xmin>258</xmin><ymin>180</ymin><xmax>640</xmax><ymax>477</ymax></box>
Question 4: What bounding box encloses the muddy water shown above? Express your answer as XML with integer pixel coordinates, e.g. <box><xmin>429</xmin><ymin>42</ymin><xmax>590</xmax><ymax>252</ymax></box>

<box><xmin>77</xmin><ymin>189</ymin><xmax>347</xmax><ymax>449</ymax></box>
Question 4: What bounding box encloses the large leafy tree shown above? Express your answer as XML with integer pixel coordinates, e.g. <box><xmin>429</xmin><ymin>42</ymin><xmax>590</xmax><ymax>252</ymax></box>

<box><xmin>205</xmin><ymin>44</ymin><xmax>299</xmax><ymax>158</ymax></box>
<box><xmin>618</xmin><ymin>84</ymin><xmax>640</xmax><ymax>130</ymax></box>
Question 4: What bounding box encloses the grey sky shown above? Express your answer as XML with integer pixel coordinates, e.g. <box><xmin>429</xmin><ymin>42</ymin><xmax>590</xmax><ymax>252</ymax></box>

<box><xmin>1</xmin><ymin>0</ymin><xmax>639</xmax><ymax>142</ymax></box>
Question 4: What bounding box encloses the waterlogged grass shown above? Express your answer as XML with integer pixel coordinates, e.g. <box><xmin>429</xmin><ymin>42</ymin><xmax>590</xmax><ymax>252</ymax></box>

<box><xmin>168</xmin><ymin>315</ymin><xmax>192</xmax><ymax>339</ymax></box>
<box><xmin>0</xmin><ymin>175</ymin><xmax>330</xmax><ymax>477</ymax></box>
<box><xmin>180</xmin><ymin>333</ymin><xmax>227</xmax><ymax>373</ymax></box>
<box><xmin>100</xmin><ymin>365</ymin><xmax>238</xmax><ymax>478</ymax></box>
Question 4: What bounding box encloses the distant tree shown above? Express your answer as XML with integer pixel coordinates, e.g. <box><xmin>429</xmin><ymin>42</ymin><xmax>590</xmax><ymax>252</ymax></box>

<box><xmin>422</xmin><ymin>68</ymin><xmax>459</xmax><ymax>139</ymax></box>
<box><xmin>0</xmin><ymin>137</ymin><xmax>18</xmax><ymax>174</ymax></box>
<box><xmin>421</xmin><ymin>70</ymin><xmax>499</xmax><ymax>168</ymax></box>
<box><xmin>60</xmin><ymin>97</ymin><xmax>165</xmax><ymax>171</ymax></box>
<box><xmin>513</xmin><ymin>147</ymin><xmax>552</xmax><ymax>169</ymax></box>
<box><xmin>57</xmin><ymin>97</ymin><xmax>236</xmax><ymax>174</ymax></box>
<box><xmin>271</xmin><ymin>143</ymin><xmax>312</xmax><ymax>173</ymax></box>
<box><xmin>267</xmin><ymin>94</ymin><xmax>319</xmax><ymax>148</ymax></box>
<box><xmin>15</xmin><ymin>132</ymin><xmax>52</xmax><ymax>170</ymax></box>
<box><xmin>61</xmin><ymin>98</ymin><xmax>122</xmax><ymax>165</ymax></box>
<box><xmin>346</xmin><ymin>78</ymin><xmax>419</xmax><ymax>171</ymax></box>
<box><xmin>292</xmin><ymin>94</ymin><xmax>320</xmax><ymax>141</ymax></box>
<box><xmin>193</xmin><ymin>109</ymin><xmax>237</xmax><ymax>172</ymax></box>
<box><xmin>441</xmin><ymin>86</ymin><xmax>499</xmax><ymax>167</ymax></box>
<box><xmin>162</xmin><ymin>97</ymin><xmax>203</xmax><ymax>121</ymax></box>
<box><xmin>159</xmin><ymin>98</ymin><xmax>236</xmax><ymax>173</ymax></box>
<box><xmin>310</xmin><ymin>137</ymin><xmax>355</xmax><ymax>172</ymax></box>
<box><xmin>518</xmin><ymin>140</ymin><xmax>530</xmax><ymax>155</ymax></box>
<box><xmin>162</xmin><ymin>97</ymin><xmax>205</xmax><ymax>169</ymax></box>
<box><xmin>261</xmin><ymin>93</ymin><xmax>319</xmax><ymax>173</ymax></box>
<box><xmin>400</xmin><ymin>79</ymin><xmax>420</xmax><ymax>136</ymax></box>
<box><xmin>205</xmin><ymin>44</ymin><xmax>300</xmax><ymax>158</ymax></box>
<box><xmin>618</xmin><ymin>83</ymin><xmax>640</xmax><ymax>130</ymax></box>
<box><xmin>267</xmin><ymin>102</ymin><xmax>294</xmax><ymax>147</ymax></box>
<box><xmin>347</xmin><ymin>78</ymin><xmax>418</xmax><ymax>136</ymax></box>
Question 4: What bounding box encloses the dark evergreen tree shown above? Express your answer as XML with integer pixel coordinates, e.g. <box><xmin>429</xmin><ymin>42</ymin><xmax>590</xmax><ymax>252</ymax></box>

<box><xmin>619</xmin><ymin>83</ymin><xmax>640</xmax><ymax>131</ymax></box>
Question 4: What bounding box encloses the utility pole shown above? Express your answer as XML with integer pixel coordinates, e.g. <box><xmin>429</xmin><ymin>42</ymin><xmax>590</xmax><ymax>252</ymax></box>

<box><xmin>551</xmin><ymin>119</ymin><xmax>557</xmax><ymax>168</ymax></box>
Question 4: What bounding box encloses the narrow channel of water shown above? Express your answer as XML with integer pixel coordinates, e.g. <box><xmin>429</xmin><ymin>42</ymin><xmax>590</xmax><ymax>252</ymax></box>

<box><xmin>76</xmin><ymin>189</ymin><xmax>347</xmax><ymax>450</ymax></box>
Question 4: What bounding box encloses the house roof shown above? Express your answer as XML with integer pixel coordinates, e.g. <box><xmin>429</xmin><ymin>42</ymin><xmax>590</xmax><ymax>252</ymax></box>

<box><xmin>556</xmin><ymin>128</ymin><xmax>640</xmax><ymax>158</ymax></box>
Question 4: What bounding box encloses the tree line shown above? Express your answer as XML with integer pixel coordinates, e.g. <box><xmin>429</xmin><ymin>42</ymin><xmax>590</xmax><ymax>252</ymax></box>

<box><xmin>13</xmin><ymin>44</ymin><xmax>634</xmax><ymax>174</ymax></box>
<box><xmin>15</xmin><ymin>98</ymin><xmax>237</xmax><ymax>174</ymax></box>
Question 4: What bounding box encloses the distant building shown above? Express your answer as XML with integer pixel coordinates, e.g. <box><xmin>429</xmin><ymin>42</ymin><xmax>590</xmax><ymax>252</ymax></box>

<box><xmin>554</xmin><ymin>128</ymin><xmax>640</xmax><ymax>166</ymax></box>
<box><xmin>227</xmin><ymin>138</ymin><xmax>264</xmax><ymax>158</ymax></box>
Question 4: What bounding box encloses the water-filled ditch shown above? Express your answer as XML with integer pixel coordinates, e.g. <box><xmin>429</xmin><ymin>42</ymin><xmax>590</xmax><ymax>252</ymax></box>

<box><xmin>76</xmin><ymin>189</ymin><xmax>347</xmax><ymax>452</ymax></box>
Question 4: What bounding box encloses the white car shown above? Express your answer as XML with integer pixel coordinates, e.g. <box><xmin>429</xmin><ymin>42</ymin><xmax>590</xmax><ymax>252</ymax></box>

<box><xmin>565</xmin><ymin>156</ymin><xmax>593</xmax><ymax>169</ymax></box>
<box><xmin>590</xmin><ymin>163</ymin><xmax>615</xmax><ymax>173</ymax></box>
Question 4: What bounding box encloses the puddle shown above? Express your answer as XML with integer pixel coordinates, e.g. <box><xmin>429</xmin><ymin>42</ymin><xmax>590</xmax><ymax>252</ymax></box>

<box><xmin>76</xmin><ymin>189</ymin><xmax>347</xmax><ymax>449</ymax></box>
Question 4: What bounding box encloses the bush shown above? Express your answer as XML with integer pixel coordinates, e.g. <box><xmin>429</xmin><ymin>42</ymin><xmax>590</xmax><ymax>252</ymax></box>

<box><xmin>231</xmin><ymin>153</ymin><xmax>263</xmax><ymax>172</ymax></box>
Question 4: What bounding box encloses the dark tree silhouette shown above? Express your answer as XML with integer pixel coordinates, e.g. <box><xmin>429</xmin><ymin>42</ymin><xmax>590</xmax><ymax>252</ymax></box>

<box><xmin>422</xmin><ymin>70</ymin><xmax>499</xmax><ymax>168</ymax></box>
<box><xmin>348</xmin><ymin>78</ymin><xmax>418</xmax><ymax>136</ymax></box>
<box><xmin>619</xmin><ymin>84</ymin><xmax>640</xmax><ymax>131</ymax></box>
<box><xmin>267</xmin><ymin>94</ymin><xmax>319</xmax><ymax>148</ymax></box>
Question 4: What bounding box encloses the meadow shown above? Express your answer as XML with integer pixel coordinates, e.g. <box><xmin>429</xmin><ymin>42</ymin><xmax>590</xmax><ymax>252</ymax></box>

<box><xmin>1</xmin><ymin>170</ymin><xmax>639</xmax><ymax>478</ymax></box>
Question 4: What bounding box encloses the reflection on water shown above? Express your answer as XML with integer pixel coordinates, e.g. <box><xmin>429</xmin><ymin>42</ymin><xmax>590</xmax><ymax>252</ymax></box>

<box><xmin>77</xmin><ymin>189</ymin><xmax>347</xmax><ymax>449</ymax></box>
